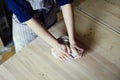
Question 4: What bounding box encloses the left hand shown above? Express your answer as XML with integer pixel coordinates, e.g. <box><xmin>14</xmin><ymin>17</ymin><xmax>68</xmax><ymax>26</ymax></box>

<box><xmin>70</xmin><ymin>43</ymin><xmax>84</xmax><ymax>59</ymax></box>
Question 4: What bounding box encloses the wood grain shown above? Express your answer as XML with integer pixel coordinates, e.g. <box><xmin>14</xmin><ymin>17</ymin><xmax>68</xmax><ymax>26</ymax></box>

<box><xmin>0</xmin><ymin>36</ymin><xmax>120</xmax><ymax>80</ymax></box>
<box><xmin>50</xmin><ymin>9</ymin><xmax>120</xmax><ymax>68</ymax></box>
<box><xmin>0</xmin><ymin>8</ymin><xmax>120</xmax><ymax>80</ymax></box>
<box><xmin>77</xmin><ymin>0</ymin><xmax>120</xmax><ymax>34</ymax></box>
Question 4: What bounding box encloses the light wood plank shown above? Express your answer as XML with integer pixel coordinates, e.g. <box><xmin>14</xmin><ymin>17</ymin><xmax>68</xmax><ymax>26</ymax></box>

<box><xmin>77</xmin><ymin>0</ymin><xmax>120</xmax><ymax>34</ymax></box>
<box><xmin>0</xmin><ymin>36</ymin><xmax>120</xmax><ymax>80</ymax></box>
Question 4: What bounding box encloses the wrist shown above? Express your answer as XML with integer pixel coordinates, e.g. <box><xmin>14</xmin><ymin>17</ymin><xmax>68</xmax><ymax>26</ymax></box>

<box><xmin>68</xmin><ymin>34</ymin><xmax>75</xmax><ymax>44</ymax></box>
<box><xmin>69</xmin><ymin>39</ymin><xmax>76</xmax><ymax>45</ymax></box>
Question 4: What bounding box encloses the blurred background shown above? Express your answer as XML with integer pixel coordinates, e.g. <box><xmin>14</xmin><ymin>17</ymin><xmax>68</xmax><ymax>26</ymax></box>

<box><xmin>0</xmin><ymin>0</ymin><xmax>15</xmax><ymax>64</ymax></box>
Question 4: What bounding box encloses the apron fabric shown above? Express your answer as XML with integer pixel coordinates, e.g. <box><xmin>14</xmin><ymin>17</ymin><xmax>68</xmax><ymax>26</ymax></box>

<box><xmin>13</xmin><ymin>0</ymin><xmax>58</xmax><ymax>53</ymax></box>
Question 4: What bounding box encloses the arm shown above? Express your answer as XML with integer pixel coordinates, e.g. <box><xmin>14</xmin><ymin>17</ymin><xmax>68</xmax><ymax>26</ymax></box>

<box><xmin>5</xmin><ymin>0</ymin><xmax>58</xmax><ymax>48</ymax></box>
<box><xmin>61</xmin><ymin>4</ymin><xmax>76</xmax><ymax>45</ymax></box>
<box><xmin>25</xmin><ymin>18</ymin><xmax>72</xmax><ymax>60</ymax></box>
<box><xmin>61</xmin><ymin>4</ymin><xmax>84</xmax><ymax>57</ymax></box>
<box><xmin>5</xmin><ymin>0</ymin><xmax>73</xmax><ymax>60</ymax></box>
<box><xmin>25</xmin><ymin>18</ymin><xmax>58</xmax><ymax>48</ymax></box>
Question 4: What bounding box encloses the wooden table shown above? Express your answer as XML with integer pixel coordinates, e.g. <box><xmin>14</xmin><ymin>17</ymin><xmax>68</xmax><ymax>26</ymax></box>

<box><xmin>0</xmin><ymin>9</ymin><xmax>120</xmax><ymax>80</ymax></box>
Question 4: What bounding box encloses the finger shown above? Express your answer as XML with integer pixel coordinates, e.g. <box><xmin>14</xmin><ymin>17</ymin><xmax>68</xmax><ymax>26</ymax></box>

<box><xmin>80</xmin><ymin>49</ymin><xmax>85</xmax><ymax>56</ymax></box>
<box><xmin>72</xmin><ymin>49</ymin><xmax>81</xmax><ymax>58</ymax></box>
<box><xmin>61</xmin><ymin>55</ymin><xmax>68</xmax><ymax>61</ymax></box>
<box><xmin>74</xmin><ymin>49</ymin><xmax>81</xmax><ymax>58</ymax></box>
<box><xmin>63</xmin><ymin>53</ymin><xmax>73</xmax><ymax>60</ymax></box>
<box><xmin>78</xmin><ymin>48</ymin><xmax>84</xmax><ymax>56</ymax></box>
<box><xmin>71</xmin><ymin>48</ymin><xmax>80</xmax><ymax>58</ymax></box>
<box><xmin>81</xmin><ymin>48</ymin><xmax>84</xmax><ymax>53</ymax></box>
<box><xmin>77</xmin><ymin>50</ymin><xmax>83</xmax><ymax>57</ymax></box>
<box><xmin>60</xmin><ymin>45</ymin><xmax>68</xmax><ymax>54</ymax></box>
<box><xmin>66</xmin><ymin>45</ymin><xmax>72</xmax><ymax>55</ymax></box>
<box><xmin>59</xmin><ymin>55</ymin><xmax>67</xmax><ymax>61</ymax></box>
<box><xmin>70</xmin><ymin>46</ymin><xmax>81</xmax><ymax>57</ymax></box>
<box><xmin>61</xmin><ymin>45</ymin><xmax>68</xmax><ymax>53</ymax></box>
<box><xmin>59</xmin><ymin>56</ymin><xmax>64</xmax><ymax>61</ymax></box>
<box><xmin>73</xmin><ymin>47</ymin><xmax>79</xmax><ymax>54</ymax></box>
<box><xmin>80</xmin><ymin>48</ymin><xmax>84</xmax><ymax>56</ymax></box>
<box><xmin>61</xmin><ymin>50</ymin><xmax>68</xmax><ymax>55</ymax></box>
<box><xmin>76</xmin><ymin>47</ymin><xmax>84</xmax><ymax>53</ymax></box>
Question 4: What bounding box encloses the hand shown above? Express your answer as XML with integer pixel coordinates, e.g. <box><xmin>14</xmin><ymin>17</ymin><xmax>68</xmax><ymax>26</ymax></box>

<box><xmin>70</xmin><ymin>43</ymin><xmax>84</xmax><ymax>59</ymax></box>
<box><xmin>52</xmin><ymin>43</ymin><xmax>73</xmax><ymax>61</ymax></box>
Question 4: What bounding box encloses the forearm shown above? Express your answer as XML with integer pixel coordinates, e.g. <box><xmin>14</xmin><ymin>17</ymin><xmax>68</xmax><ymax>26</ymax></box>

<box><xmin>61</xmin><ymin>4</ymin><xmax>76</xmax><ymax>44</ymax></box>
<box><xmin>25</xmin><ymin>18</ymin><xmax>59</xmax><ymax>47</ymax></box>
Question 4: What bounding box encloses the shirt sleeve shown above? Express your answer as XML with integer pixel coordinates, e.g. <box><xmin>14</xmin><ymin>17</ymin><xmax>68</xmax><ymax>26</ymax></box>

<box><xmin>5</xmin><ymin>0</ymin><xmax>34</xmax><ymax>23</ymax></box>
<box><xmin>56</xmin><ymin>0</ymin><xmax>73</xmax><ymax>6</ymax></box>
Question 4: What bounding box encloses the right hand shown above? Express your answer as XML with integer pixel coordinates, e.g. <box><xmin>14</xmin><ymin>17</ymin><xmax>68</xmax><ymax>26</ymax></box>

<box><xmin>52</xmin><ymin>43</ymin><xmax>73</xmax><ymax>61</ymax></box>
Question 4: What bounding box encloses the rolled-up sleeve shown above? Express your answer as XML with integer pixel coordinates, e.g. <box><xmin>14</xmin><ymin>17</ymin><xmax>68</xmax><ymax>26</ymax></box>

<box><xmin>56</xmin><ymin>0</ymin><xmax>73</xmax><ymax>6</ymax></box>
<box><xmin>5</xmin><ymin>0</ymin><xmax>33</xmax><ymax>23</ymax></box>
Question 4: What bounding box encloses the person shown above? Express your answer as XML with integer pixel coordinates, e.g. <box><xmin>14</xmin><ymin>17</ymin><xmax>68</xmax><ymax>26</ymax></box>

<box><xmin>5</xmin><ymin>0</ymin><xmax>84</xmax><ymax>61</ymax></box>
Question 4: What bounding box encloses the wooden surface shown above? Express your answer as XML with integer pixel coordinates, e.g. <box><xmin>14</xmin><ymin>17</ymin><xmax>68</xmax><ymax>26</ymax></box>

<box><xmin>77</xmin><ymin>0</ymin><xmax>120</xmax><ymax>34</ymax></box>
<box><xmin>0</xmin><ymin>8</ymin><xmax>120</xmax><ymax>80</ymax></box>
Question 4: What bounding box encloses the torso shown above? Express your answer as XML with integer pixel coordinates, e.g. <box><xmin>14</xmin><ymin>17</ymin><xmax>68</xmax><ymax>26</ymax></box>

<box><xmin>13</xmin><ymin>0</ymin><xmax>58</xmax><ymax>28</ymax></box>
<box><xmin>26</xmin><ymin>0</ymin><xmax>55</xmax><ymax>13</ymax></box>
